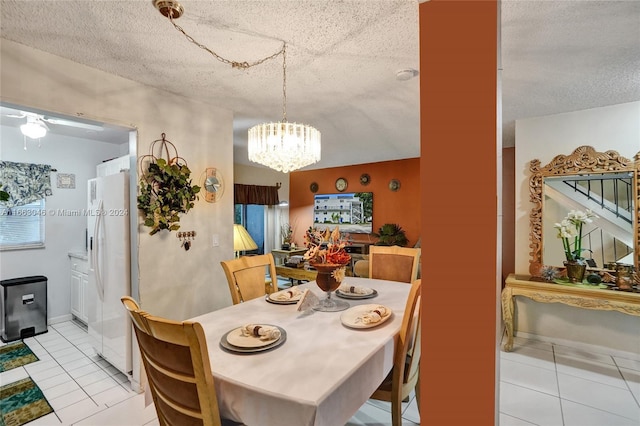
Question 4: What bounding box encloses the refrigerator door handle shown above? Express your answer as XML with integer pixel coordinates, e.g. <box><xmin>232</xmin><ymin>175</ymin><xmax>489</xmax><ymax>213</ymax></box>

<box><xmin>93</xmin><ymin>200</ymin><xmax>105</xmax><ymax>302</ymax></box>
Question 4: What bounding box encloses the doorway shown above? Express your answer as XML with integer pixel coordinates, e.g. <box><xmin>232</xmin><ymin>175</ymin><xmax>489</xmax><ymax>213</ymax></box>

<box><xmin>0</xmin><ymin>101</ymin><xmax>138</xmax><ymax>323</ymax></box>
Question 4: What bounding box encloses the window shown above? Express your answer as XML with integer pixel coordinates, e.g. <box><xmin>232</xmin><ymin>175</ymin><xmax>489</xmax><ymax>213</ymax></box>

<box><xmin>0</xmin><ymin>199</ymin><xmax>45</xmax><ymax>250</ymax></box>
<box><xmin>235</xmin><ymin>204</ymin><xmax>265</xmax><ymax>254</ymax></box>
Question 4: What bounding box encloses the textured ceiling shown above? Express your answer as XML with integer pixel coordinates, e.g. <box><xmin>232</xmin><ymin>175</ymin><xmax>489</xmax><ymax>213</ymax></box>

<box><xmin>1</xmin><ymin>1</ymin><xmax>638</xmax><ymax>170</ymax></box>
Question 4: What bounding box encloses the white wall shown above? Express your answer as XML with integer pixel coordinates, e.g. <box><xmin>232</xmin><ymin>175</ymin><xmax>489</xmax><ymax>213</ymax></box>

<box><xmin>0</xmin><ymin>126</ymin><xmax>124</xmax><ymax>321</ymax></box>
<box><xmin>514</xmin><ymin>101</ymin><xmax>640</xmax><ymax>353</ymax></box>
<box><xmin>1</xmin><ymin>39</ymin><xmax>236</xmax><ymax>321</ymax></box>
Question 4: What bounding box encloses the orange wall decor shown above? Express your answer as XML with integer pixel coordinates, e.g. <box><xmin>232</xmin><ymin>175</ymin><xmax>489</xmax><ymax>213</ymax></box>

<box><xmin>288</xmin><ymin>158</ymin><xmax>420</xmax><ymax>247</ymax></box>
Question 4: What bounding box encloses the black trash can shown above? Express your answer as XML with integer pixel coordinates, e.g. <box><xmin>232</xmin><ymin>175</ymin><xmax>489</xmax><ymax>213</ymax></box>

<box><xmin>0</xmin><ymin>275</ymin><xmax>48</xmax><ymax>342</ymax></box>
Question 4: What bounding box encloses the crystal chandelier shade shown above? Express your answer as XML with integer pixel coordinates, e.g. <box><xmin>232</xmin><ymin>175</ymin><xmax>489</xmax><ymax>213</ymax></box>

<box><xmin>248</xmin><ymin>122</ymin><xmax>321</xmax><ymax>173</ymax></box>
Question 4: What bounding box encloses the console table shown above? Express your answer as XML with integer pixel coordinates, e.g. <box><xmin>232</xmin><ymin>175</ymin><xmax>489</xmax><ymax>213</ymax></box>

<box><xmin>271</xmin><ymin>249</ymin><xmax>308</xmax><ymax>265</ymax></box>
<box><xmin>502</xmin><ymin>273</ymin><xmax>640</xmax><ymax>351</ymax></box>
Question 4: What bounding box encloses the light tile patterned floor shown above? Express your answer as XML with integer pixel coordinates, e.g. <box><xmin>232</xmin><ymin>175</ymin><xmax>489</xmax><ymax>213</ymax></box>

<box><xmin>2</xmin><ymin>321</ymin><xmax>639</xmax><ymax>425</ymax></box>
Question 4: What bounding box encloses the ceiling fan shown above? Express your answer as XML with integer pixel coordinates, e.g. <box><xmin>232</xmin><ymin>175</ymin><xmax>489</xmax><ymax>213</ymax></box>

<box><xmin>4</xmin><ymin>110</ymin><xmax>104</xmax><ymax>138</ymax></box>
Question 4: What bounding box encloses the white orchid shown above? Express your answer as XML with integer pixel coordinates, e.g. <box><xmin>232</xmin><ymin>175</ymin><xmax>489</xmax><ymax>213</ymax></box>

<box><xmin>554</xmin><ymin>209</ymin><xmax>599</xmax><ymax>262</ymax></box>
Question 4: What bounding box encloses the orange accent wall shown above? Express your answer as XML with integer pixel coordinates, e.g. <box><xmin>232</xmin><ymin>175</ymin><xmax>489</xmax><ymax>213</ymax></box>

<box><xmin>420</xmin><ymin>1</ymin><xmax>497</xmax><ymax>424</ymax></box>
<box><xmin>288</xmin><ymin>158</ymin><xmax>420</xmax><ymax>247</ymax></box>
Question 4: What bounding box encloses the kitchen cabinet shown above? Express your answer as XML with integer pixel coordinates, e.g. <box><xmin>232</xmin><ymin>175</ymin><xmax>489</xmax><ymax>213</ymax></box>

<box><xmin>69</xmin><ymin>253</ymin><xmax>89</xmax><ymax>324</ymax></box>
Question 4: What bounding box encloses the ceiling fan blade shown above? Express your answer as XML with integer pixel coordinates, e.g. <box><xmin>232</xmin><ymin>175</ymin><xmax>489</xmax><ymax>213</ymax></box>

<box><xmin>43</xmin><ymin>117</ymin><xmax>104</xmax><ymax>131</ymax></box>
<box><xmin>35</xmin><ymin>119</ymin><xmax>50</xmax><ymax>130</ymax></box>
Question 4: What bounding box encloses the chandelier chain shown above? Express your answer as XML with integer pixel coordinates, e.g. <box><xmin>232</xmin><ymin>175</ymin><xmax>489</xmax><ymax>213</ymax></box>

<box><xmin>282</xmin><ymin>43</ymin><xmax>287</xmax><ymax>122</ymax></box>
<box><xmin>168</xmin><ymin>15</ymin><xmax>285</xmax><ymax>70</ymax></box>
<box><xmin>154</xmin><ymin>0</ymin><xmax>321</xmax><ymax>173</ymax></box>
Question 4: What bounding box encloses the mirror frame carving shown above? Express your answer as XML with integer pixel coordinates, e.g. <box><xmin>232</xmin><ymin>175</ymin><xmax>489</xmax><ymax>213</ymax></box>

<box><xmin>529</xmin><ymin>145</ymin><xmax>640</xmax><ymax>276</ymax></box>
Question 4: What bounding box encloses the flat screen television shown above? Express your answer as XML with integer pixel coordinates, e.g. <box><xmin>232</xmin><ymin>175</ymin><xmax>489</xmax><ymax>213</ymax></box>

<box><xmin>313</xmin><ymin>192</ymin><xmax>373</xmax><ymax>234</ymax></box>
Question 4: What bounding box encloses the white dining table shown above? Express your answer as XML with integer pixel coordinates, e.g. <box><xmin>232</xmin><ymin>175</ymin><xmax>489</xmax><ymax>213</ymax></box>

<box><xmin>189</xmin><ymin>276</ymin><xmax>412</xmax><ymax>426</ymax></box>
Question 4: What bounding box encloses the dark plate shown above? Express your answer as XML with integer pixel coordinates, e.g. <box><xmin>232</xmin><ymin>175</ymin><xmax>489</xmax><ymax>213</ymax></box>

<box><xmin>335</xmin><ymin>289</ymin><xmax>378</xmax><ymax>300</ymax></box>
<box><xmin>219</xmin><ymin>326</ymin><xmax>287</xmax><ymax>354</ymax></box>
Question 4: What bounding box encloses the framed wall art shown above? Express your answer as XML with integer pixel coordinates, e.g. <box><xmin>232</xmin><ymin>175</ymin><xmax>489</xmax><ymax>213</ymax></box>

<box><xmin>56</xmin><ymin>173</ymin><xmax>76</xmax><ymax>189</ymax></box>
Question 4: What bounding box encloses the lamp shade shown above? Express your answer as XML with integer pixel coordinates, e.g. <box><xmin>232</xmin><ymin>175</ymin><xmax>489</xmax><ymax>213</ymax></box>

<box><xmin>233</xmin><ymin>224</ymin><xmax>258</xmax><ymax>252</ymax></box>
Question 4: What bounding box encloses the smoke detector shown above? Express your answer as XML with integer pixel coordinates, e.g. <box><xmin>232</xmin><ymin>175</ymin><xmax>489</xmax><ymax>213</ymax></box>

<box><xmin>396</xmin><ymin>69</ymin><xmax>419</xmax><ymax>81</ymax></box>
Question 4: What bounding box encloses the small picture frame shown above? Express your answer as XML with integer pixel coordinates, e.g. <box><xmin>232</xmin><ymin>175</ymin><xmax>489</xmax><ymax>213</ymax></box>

<box><xmin>57</xmin><ymin>173</ymin><xmax>76</xmax><ymax>189</ymax></box>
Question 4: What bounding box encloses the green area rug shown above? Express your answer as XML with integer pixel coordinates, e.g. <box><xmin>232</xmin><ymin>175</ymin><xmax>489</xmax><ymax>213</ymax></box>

<box><xmin>0</xmin><ymin>377</ymin><xmax>53</xmax><ymax>426</ymax></box>
<box><xmin>0</xmin><ymin>342</ymin><xmax>38</xmax><ymax>373</ymax></box>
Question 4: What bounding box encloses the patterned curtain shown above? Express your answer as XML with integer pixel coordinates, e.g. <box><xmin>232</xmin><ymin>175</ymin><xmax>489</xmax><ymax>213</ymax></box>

<box><xmin>234</xmin><ymin>183</ymin><xmax>280</xmax><ymax>205</ymax></box>
<box><xmin>0</xmin><ymin>161</ymin><xmax>53</xmax><ymax>208</ymax></box>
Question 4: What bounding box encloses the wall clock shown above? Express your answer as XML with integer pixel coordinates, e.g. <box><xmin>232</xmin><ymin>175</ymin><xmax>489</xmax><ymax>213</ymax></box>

<box><xmin>359</xmin><ymin>173</ymin><xmax>371</xmax><ymax>186</ymax></box>
<box><xmin>202</xmin><ymin>167</ymin><xmax>225</xmax><ymax>203</ymax></box>
<box><xmin>310</xmin><ymin>182</ymin><xmax>319</xmax><ymax>193</ymax></box>
<box><xmin>335</xmin><ymin>177</ymin><xmax>348</xmax><ymax>192</ymax></box>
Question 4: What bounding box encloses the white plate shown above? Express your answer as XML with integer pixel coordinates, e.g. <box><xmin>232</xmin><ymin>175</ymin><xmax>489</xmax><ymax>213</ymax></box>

<box><xmin>266</xmin><ymin>289</ymin><xmax>303</xmax><ymax>304</ymax></box>
<box><xmin>335</xmin><ymin>288</ymin><xmax>378</xmax><ymax>300</ymax></box>
<box><xmin>220</xmin><ymin>327</ymin><xmax>287</xmax><ymax>354</ymax></box>
<box><xmin>340</xmin><ymin>304</ymin><xmax>392</xmax><ymax>329</ymax></box>
<box><xmin>225</xmin><ymin>326</ymin><xmax>281</xmax><ymax>348</ymax></box>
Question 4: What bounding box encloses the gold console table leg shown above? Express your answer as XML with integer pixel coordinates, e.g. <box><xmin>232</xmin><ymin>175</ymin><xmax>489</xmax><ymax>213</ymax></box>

<box><xmin>501</xmin><ymin>287</ymin><xmax>514</xmax><ymax>351</ymax></box>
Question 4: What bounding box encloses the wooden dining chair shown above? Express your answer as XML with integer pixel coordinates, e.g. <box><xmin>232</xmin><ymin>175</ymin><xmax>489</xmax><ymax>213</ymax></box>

<box><xmin>220</xmin><ymin>253</ymin><xmax>278</xmax><ymax>304</ymax></box>
<box><xmin>370</xmin><ymin>278</ymin><xmax>421</xmax><ymax>426</ymax></box>
<box><xmin>121</xmin><ymin>296</ymin><xmax>239</xmax><ymax>426</ymax></box>
<box><xmin>353</xmin><ymin>258</ymin><xmax>370</xmax><ymax>278</ymax></box>
<box><xmin>368</xmin><ymin>245</ymin><xmax>421</xmax><ymax>283</ymax></box>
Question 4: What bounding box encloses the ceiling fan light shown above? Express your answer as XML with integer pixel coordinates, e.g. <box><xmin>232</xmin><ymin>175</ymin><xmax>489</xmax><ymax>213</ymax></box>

<box><xmin>20</xmin><ymin>121</ymin><xmax>47</xmax><ymax>139</ymax></box>
<box><xmin>248</xmin><ymin>122</ymin><xmax>321</xmax><ymax>173</ymax></box>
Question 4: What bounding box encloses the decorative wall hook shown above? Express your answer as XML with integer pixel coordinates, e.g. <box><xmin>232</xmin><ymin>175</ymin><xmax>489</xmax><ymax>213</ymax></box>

<box><xmin>177</xmin><ymin>231</ymin><xmax>196</xmax><ymax>251</ymax></box>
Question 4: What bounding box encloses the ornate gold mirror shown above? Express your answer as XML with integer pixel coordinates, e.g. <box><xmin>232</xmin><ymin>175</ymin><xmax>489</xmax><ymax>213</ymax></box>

<box><xmin>529</xmin><ymin>146</ymin><xmax>639</xmax><ymax>276</ymax></box>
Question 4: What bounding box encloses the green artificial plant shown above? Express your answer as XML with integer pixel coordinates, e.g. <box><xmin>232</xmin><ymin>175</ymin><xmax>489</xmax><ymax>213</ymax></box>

<box><xmin>372</xmin><ymin>223</ymin><xmax>409</xmax><ymax>247</ymax></box>
<box><xmin>137</xmin><ymin>158</ymin><xmax>200</xmax><ymax>235</ymax></box>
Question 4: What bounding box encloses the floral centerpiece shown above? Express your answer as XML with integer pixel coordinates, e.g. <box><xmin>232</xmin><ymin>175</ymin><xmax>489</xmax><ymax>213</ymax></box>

<box><xmin>554</xmin><ymin>209</ymin><xmax>598</xmax><ymax>282</ymax></box>
<box><xmin>304</xmin><ymin>226</ymin><xmax>352</xmax><ymax>311</ymax></box>
<box><xmin>304</xmin><ymin>226</ymin><xmax>351</xmax><ymax>298</ymax></box>
<box><xmin>304</xmin><ymin>227</ymin><xmax>351</xmax><ymax>264</ymax></box>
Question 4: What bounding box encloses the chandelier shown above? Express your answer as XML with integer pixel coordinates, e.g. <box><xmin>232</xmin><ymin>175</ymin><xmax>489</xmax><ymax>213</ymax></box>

<box><xmin>248</xmin><ymin>44</ymin><xmax>321</xmax><ymax>173</ymax></box>
<box><xmin>153</xmin><ymin>0</ymin><xmax>321</xmax><ymax>173</ymax></box>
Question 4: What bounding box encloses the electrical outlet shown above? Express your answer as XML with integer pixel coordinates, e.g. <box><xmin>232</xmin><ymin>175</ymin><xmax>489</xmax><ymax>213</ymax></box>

<box><xmin>212</xmin><ymin>234</ymin><xmax>219</xmax><ymax>247</ymax></box>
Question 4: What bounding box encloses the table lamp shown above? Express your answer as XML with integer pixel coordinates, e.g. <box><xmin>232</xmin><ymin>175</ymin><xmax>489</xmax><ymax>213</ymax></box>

<box><xmin>233</xmin><ymin>224</ymin><xmax>258</xmax><ymax>257</ymax></box>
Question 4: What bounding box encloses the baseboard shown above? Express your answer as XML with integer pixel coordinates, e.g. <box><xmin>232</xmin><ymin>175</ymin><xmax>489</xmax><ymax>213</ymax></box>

<box><xmin>48</xmin><ymin>314</ymin><xmax>73</xmax><ymax>325</ymax></box>
<box><xmin>513</xmin><ymin>330</ymin><xmax>640</xmax><ymax>361</ymax></box>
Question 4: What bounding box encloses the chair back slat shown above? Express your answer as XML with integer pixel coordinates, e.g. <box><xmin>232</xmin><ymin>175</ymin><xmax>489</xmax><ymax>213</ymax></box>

<box><xmin>121</xmin><ymin>297</ymin><xmax>222</xmax><ymax>426</ymax></box>
<box><xmin>221</xmin><ymin>253</ymin><xmax>277</xmax><ymax>304</ymax></box>
<box><xmin>368</xmin><ymin>246</ymin><xmax>421</xmax><ymax>283</ymax></box>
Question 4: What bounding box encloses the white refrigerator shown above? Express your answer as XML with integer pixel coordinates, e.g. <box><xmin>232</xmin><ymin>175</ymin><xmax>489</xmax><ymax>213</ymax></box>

<box><xmin>87</xmin><ymin>171</ymin><xmax>131</xmax><ymax>375</ymax></box>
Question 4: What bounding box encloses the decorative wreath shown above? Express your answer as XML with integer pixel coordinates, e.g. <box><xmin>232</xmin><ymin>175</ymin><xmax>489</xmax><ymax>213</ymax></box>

<box><xmin>137</xmin><ymin>134</ymin><xmax>200</xmax><ymax>235</ymax></box>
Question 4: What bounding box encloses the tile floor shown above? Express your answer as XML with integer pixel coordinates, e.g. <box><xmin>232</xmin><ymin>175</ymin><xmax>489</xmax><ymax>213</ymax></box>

<box><xmin>500</xmin><ymin>335</ymin><xmax>640</xmax><ymax>426</ymax></box>
<box><xmin>1</xmin><ymin>321</ymin><xmax>638</xmax><ymax>425</ymax></box>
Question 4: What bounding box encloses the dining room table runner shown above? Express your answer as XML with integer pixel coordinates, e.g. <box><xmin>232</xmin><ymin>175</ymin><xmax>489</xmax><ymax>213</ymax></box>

<box><xmin>189</xmin><ymin>277</ymin><xmax>412</xmax><ymax>426</ymax></box>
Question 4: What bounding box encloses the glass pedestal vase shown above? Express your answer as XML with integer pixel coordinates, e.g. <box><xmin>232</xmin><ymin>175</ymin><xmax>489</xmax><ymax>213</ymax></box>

<box><xmin>564</xmin><ymin>260</ymin><xmax>586</xmax><ymax>283</ymax></box>
<box><xmin>312</xmin><ymin>264</ymin><xmax>350</xmax><ymax>312</ymax></box>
